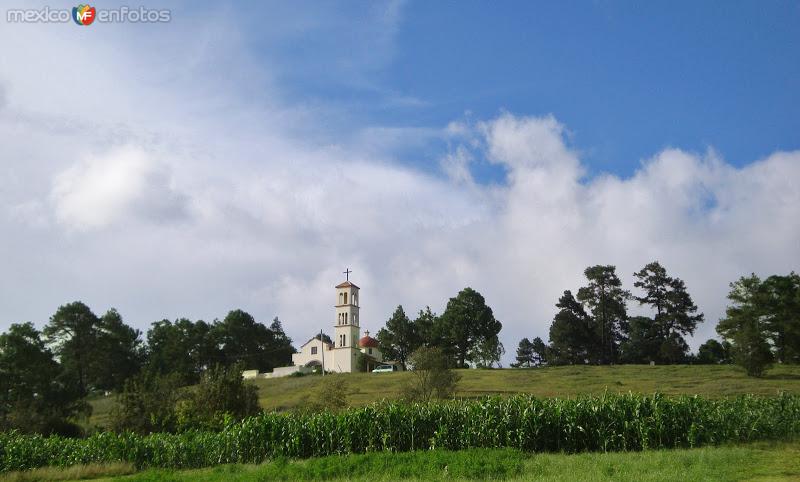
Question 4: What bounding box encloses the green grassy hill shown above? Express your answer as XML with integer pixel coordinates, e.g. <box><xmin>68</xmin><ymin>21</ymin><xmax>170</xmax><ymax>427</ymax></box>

<box><xmin>84</xmin><ymin>364</ymin><xmax>800</xmax><ymax>427</ymax></box>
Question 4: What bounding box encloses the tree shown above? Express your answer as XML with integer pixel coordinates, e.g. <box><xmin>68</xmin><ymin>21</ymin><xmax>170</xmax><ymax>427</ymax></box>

<box><xmin>696</xmin><ymin>339</ymin><xmax>730</xmax><ymax>364</ymax></box>
<box><xmin>267</xmin><ymin>317</ymin><xmax>296</xmax><ymax>369</ymax></box>
<box><xmin>548</xmin><ymin>290</ymin><xmax>593</xmax><ymax>365</ymax></box>
<box><xmin>43</xmin><ymin>301</ymin><xmax>102</xmax><ymax>395</ymax></box>
<box><xmin>212</xmin><ymin>309</ymin><xmax>294</xmax><ymax>373</ymax></box>
<box><xmin>513</xmin><ymin>338</ymin><xmax>535</xmax><ymax>367</ymax></box>
<box><xmin>376</xmin><ymin>305</ymin><xmax>419</xmax><ymax>369</ymax></box>
<box><xmin>0</xmin><ymin>323</ymin><xmax>85</xmax><ymax>435</ymax></box>
<box><xmin>577</xmin><ymin>266</ymin><xmax>629</xmax><ymax>364</ymax></box>
<box><xmin>473</xmin><ymin>335</ymin><xmax>504</xmax><ymax>368</ymax></box>
<box><xmin>94</xmin><ymin>309</ymin><xmax>144</xmax><ymax>391</ymax></box>
<box><xmin>632</xmin><ymin>261</ymin><xmax>704</xmax><ymax>364</ymax></box>
<box><xmin>146</xmin><ymin>318</ymin><xmax>216</xmax><ymax>384</ymax></box>
<box><xmin>530</xmin><ymin>337</ymin><xmax>549</xmax><ymax>366</ymax></box>
<box><xmin>437</xmin><ymin>288</ymin><xmax>502</xmax><ymax>368</ymax></box>
<box><xmin>111</xmin><ymin>371</ymin><xmax>182</xmax><ymax>434</ymax></box>
<box><xmin>717</xmin><ymin>275</ymin><xmax>774</xmax><ymax>377</ymax></box>
<box><xmin>175</xmin><ymin>364</ymin><xmax>261</xmax><ymax>431</ymax></box>
<box><xmin>403</xmin><ymin>347</ymin><xmax>460</xmax><ymax>401</ymax></box>
<box><xmin>619</xmin><ymin>316</ymin><xmax>662</xmax><ymax>364</ymax></box>
<box><xmin>761</xmin><ymin>273</ymin><xmax>800</xmax><ymax>364</ymax></box>
<box><xmin>414</xmin><ymin>307</ymin><xmax>438</xmax><ymax>347</ymax></box>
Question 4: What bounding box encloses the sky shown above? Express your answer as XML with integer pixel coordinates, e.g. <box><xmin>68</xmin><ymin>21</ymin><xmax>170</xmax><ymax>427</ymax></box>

<box><xmin>0</xmin><ymin>1</ymin><xmax>798</xmax><ymax>365</ymax></box>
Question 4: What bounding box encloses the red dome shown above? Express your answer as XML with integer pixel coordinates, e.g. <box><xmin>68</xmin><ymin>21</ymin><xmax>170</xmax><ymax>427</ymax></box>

<box><xmin>359</xmin><ymin>335</ymin><xmax>379</xmax><ymax>348</ymax></box>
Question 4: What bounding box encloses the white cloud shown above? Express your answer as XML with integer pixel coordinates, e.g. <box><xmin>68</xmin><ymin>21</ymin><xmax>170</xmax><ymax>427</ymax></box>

<box><xmin>51</xmin><ymin>146</ymin><xmax>188</xmax><ymax>230</ymax></box>
<box><xmin>0</xmin><ymin>5</ymin><xmax>797</xmax><ymax>367</ymax></box>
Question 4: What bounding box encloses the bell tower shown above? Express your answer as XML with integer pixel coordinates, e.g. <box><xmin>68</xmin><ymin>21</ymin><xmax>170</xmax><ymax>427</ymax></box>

<box><xmin>334</xmin><ymin>269</ymin><xmax>360</xmax><ymax>351</ymax></box>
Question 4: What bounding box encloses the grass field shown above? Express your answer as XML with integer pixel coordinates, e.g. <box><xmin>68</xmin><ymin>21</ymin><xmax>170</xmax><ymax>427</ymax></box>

<box><xmin>2</xmin><ymin>440</ymin><xmax>798</xmax><ymax>481</ymax></box>
<box><xmin>86</xmin><ymin>364</ymin><xmax>800</xmax><ymax>427</ymax></box>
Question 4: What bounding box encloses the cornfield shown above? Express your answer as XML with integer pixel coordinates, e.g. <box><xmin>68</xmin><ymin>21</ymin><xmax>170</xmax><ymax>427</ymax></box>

<box><xmin>2</xmin><ymin>393</ymin><xmax>799</xmax><ymax>472</ymax></box>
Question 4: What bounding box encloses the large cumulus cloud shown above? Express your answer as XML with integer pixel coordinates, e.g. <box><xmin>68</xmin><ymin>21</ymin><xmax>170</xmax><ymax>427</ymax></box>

<box><xmin>0</xmin><ymin>6</ymin><xmax>797</xmax><ymax>364</ymax></box>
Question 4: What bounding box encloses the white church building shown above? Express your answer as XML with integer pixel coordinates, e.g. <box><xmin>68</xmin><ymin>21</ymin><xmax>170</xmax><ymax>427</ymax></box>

<box><xmin>291</xmin><ymin>275</ymin><xmax>384</xmax><ymax>373</ymax></box>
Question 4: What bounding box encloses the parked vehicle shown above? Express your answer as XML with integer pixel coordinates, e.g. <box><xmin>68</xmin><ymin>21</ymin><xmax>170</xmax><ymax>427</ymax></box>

<box><xmin>372</xmin><ymin>364</ymin><xmax>398</xmax><ymax>373</ymax></box>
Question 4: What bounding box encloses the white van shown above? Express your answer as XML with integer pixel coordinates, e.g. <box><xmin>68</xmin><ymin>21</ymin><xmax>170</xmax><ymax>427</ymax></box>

<box><xmin>372</xmin><ymin>364</ymin><xmax>398</xmax><ymax>373</ymax></box>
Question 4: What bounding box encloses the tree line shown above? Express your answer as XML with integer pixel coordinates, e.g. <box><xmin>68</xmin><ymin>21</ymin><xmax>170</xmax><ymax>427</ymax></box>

<box><xmin>376</xmin><ymin>287</ymin><xmax>503</xmax><ymax>369</ymax></box>
<box><xmin>0</xmin><ymin>302</ymin><xmax>293</xmax><ymax>435</ymax></box>
<box><xmin>510</xmin><ymin>262</ymin><xmax>799</xmax><ymax>377</ymax></box>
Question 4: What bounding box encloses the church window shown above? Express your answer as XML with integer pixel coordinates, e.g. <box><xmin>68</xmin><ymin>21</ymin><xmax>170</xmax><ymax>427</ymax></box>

<box><xmin>344</xmin><ymin>292</ymin><xmax>348</xmax><ymax>304</ymax></box>
<box><xmin>345</xmin><ymin>313</ymin><xmax>348</xmax><ymax>323</ymax></box>
<box><xmin>311</xmin><ymin>346</ymin><xmax>318</xmax><ymax>355</ymax></box>
<box><xmin>368</xmin><ymin>348</ymin><xmax>372</xmax><ymax>355</ymax></box>
<box><xmin>343</xmin><ymin>334</ymin><xmax>346</xmax><ymax>346</ymax></box>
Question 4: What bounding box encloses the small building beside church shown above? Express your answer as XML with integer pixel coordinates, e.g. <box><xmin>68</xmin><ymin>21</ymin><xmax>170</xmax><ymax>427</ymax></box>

<box><xmin>291</xmin><ymin>276</ymin><xmax>384</xmax><ymax>373</ymax></box>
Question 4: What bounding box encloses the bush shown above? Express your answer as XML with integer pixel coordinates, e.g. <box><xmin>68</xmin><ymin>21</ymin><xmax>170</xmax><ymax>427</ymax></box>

<box><xmin>403</xmin><ymin>347</ymin><xmax>460</xmax><ymax>401</ymax></box>
<box><xmin>2</xmin><ymin>393</ymin><xmax>799</xmax><ymax>472</ymax></box>
<box><xmin>175</xmin><ymin>364</ymin><xmax>261</xmax><ymax>431</ymax></box>
<box><xmin>299</xmin><ymin>375</ymin><xmax>350</xmax><ymax>412</ymax></box>
<box><xmin>110</xmin><ymin>372</ymin><xmax>182</xmax><ymax>434</ymax></box>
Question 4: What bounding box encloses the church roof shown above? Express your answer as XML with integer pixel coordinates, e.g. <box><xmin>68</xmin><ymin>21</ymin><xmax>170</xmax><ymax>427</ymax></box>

<box><xmin>358</xmin><ymin>335</ymin><xmax>379</xmax><ymax>349</ymax></box>
<box><xmin>300</xmin><ymin>337</ymin><xmax>332</xmax><ymax>349</ymax></box>
<box><xmin>335</xmin><ymin>280</ymin><xmax>360</xmax><ymax>289</ymax></box>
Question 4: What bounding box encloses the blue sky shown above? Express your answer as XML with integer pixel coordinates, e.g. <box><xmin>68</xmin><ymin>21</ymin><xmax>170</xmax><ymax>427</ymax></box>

<box><xmin>1</xmin><ymin>1</ymin><xmax>799</xmax><ymax>361</ymax></box>
<box><xmin>246</xmin><ymin>1</ymin><xmax>800</xmax><ymax>180</ymax></box>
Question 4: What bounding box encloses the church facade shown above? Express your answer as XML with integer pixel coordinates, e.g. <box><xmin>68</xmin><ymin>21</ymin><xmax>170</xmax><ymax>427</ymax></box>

<box><xmin>291</xmin><ymin>276</ymin><xmax>383</xmax><ymax>373</ymax></box>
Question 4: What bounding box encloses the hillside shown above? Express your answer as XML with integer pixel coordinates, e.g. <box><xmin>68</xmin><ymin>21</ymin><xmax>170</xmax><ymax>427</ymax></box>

<box><xmin>87</xmin><ymin>364</ymin><xmax>800</xmax><ymax>427</ymax></box>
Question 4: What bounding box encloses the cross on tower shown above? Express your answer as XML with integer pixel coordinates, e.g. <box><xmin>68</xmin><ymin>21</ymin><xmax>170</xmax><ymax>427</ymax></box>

<box><xmin>343</xmin><ymin>268</ymin><xmax>352</xmax><ymax>281</ymax></box>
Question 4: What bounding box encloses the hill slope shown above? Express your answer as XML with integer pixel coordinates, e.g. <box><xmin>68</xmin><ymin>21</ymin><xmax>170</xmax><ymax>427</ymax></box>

<box><xmin>249</xmin><ymin>364</ymin><xmax>800</xmax><ymax>411</ymax></box>
<box><xmin>88</xmin><ymin>364</ymin><xmax>800</xmax><ymax>427</ymax></box>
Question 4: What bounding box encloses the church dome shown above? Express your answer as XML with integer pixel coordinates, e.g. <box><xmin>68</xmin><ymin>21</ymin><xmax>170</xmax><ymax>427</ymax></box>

<box><xmin>359</xmin><ymin>335</ymin><xmax>379</xmax><ymax>348</ymax></box>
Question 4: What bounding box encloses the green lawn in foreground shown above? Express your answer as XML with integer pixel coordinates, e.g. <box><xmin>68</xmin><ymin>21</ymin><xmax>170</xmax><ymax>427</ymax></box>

<box><xmin>86</xmin><ymin>364</ymin><xmax>800</xmax><ymax>426</ymax></box>
<box><xmin>3</xmin><ymin>440</ymin><xmax>798</xmax><ymax>482</ymax></box>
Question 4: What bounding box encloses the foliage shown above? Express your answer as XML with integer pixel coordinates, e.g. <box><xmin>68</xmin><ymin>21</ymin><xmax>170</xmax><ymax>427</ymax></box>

<box><xmin>403</xmin><ymin>347</ymin><xmax>460</xmax><ymax>401</ymax></box>
<box><xmin>548</xmin><ymin>290</ymin><xmax>593</xmax><ymax>365</ymax></box>
<box><xmin>110</xmin><ymin>372</ymin><xmax>183</xmax><ymax>434</ymax></box>
<box><xmin>3</xmin><ymin>393</ymin><xmax>800</xmax><ymax>472</ymax></box>
<box><xmin>437</xmin><ymin>288</ymin><xmax>502</xmax><ymax>368</ymax></box>
<box><xmin>212</xmin><ymin>310</ymin><xmax>294</xmax><ymax>373</ymax></box>
<box><xmin>473</xmin><ymin>335</ymin><xmax>505</xmax><ymax>368</ymax></box>
<box><xmin>619</xmin><ymin>316</ymin><xmax>662</xmax><ymax>364</ymax></box>
<box><xmin>513</xmin><ymin>338</ymin><xmax>535</xmax><ymax>367</ymax></box>
<box><xmin>94</xmin><ymin>309</ymin><xmax>144</xmax><ymax>391</ymax></box>
<box><xmin>628</xmin><ymin>261</ymin><xmax>703</xmax><ymax>364</ymax></box>
<box><xmin>375</xmin><ymin>305</ymin><xmax>418</xmax><ymax>369</ymax></box>
<box><xmin>43</xmin><ymin>302</ymin><xmax>144</xmax><ymax>395</ymax></box>
<box><xmin>300</xmin><ymin>375</ymin><xmax>350</xmax><ymax>412</ymax></box>
<box><xmin>0</xmin><ymin>323</ymin><xmax>85</xmax><ymax>436</ymax></box>
<box><xmin>175</xmin><ymin>364</ymin><xmax>261</xmax><ymax>432</ymax></box>
<box><xmin>413</xmin><ymin>306</ymin><xmax>438</xmax><ymax>347</ymax></box>
<box><xmin>696</xmin><ymin>339</ymin><xmax>731</xmax><ymax>365</ymax></box>
<box><xmin>717</xmin><ymin>275</ymin><xmax>775</xmax><ymax>377</ymax></box>
<box><xmin>530</xmin><ymin>337</ymin><xmax>549</xmax><ymax>366</ymax></box>
<box><xmin>43</xmin><ymin>302</ymin><xmax>102</xmax><ymax>396</ymax></box>
<box><xmin>760</xmin><ymin>273</ymin><xmax>800</xmax><ymax>364</ymax></box>
<box><xmin>145</xmin><ymin>318</ymin><xmax>216</xmax><ymax>385</ymax></box>
<box><xmin>576</xmin><ymin>265</ymin><xmax>630</xmax><ymax>364</ymax></box>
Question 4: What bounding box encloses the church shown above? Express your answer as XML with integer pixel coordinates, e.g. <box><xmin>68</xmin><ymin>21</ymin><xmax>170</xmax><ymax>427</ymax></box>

<box><xmin>291</xmin><ymin>272</ymin><xmax>385</xmax><ymax>373</ymax></box>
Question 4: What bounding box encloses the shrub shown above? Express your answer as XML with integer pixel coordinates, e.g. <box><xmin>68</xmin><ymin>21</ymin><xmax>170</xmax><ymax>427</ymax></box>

<box><xmin>175</xmin><ymin>364</ymin><xmax>260</xmax><ymax>431</ymax></box>
<box><xmin>110</xmin><ymin>372</ymin><xmax>182</xmax><ymax>434</ymax></box>
<box><xmin>299</xmin><ymin>375</ymin><xmax>350</xmax><ymax>412</ymax></box>
<box><xmin>403</xmin><ymin>347</ymin><xmax>460</xmax><ymax>401</ymax></box>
